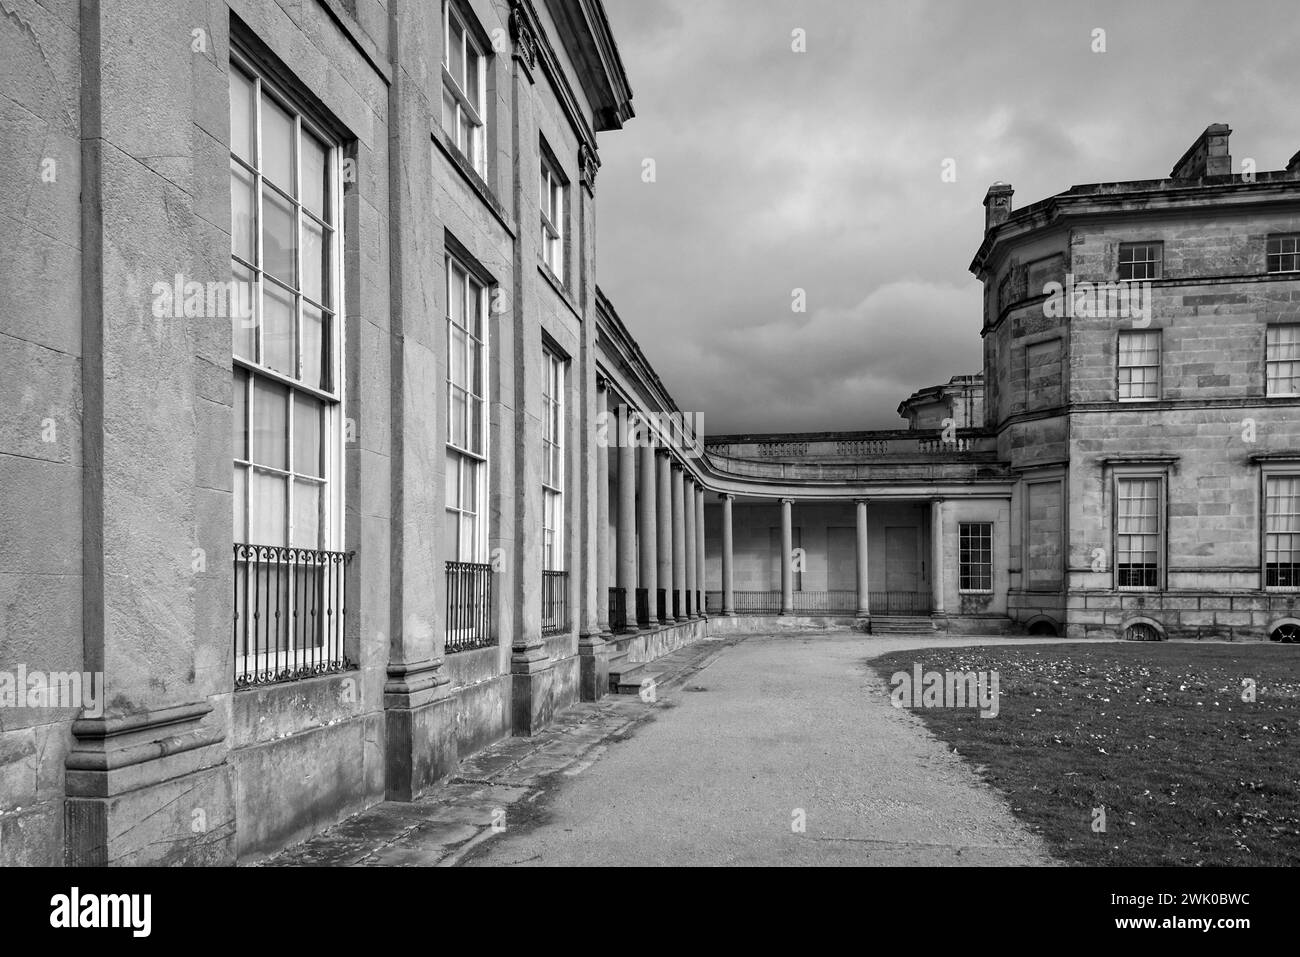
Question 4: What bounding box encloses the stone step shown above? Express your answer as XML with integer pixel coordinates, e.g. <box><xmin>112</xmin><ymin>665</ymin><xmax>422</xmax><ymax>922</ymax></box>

<box><xmin>609</xmin><ymin>659</ymin><xmax>665</xmax><ymax>695</ymax></box>
<box><xmin>870</xmin><ymin>617</ymin><xmax>936</xmax><ymax>634</ymax></box>
<box><xmin>613</xmin><ymin>665</ymin><xmax>663</xmax><ymax>695</ymax></box>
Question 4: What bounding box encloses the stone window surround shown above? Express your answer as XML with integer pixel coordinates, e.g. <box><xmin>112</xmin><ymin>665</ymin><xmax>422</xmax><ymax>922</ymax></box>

<box><xmin>958</xmin><ymin>521</ymin><xmax>994</xmax><ymax>594</ymax></box>
<box><xmin>441</xmin><ymin>0</ymin><xmax>490</xmax><ymax>178</ymax></box>
<box><xmin>1257</xmin><ymin>457</ymin><xmax>1300</xmax><ymax>591</ymax></box>
<box><xmin>1117</xmin><ymin>328</ymin><xmax>1161</xmax><ymax>402</ymax></box>
<box><xmin>1117</xmin><ymin>240</ymin><xmax>1163</xmax><ymax>281</ymax></box>
<box><xmin>539</xmin><ymin>136</ymin><xmax>568</xmax><ymax>284</ymax></box>
<box><xmin>445</xmin><ymin>249</ymin><xmax>491</xmax><ymax>564</ymax></box>
<box><xmin>542</xmin><ymin>344</ymin><xmax>566</xmax><ymax>571</ymax></box>
<box><xmin>1111</xmin><ymin>466</ymin><xmax>1167</xmax><ymax>592</ymax></box>
<box><xmin>229</xmin><ymin>44</ymin><xmax>346</xmax><ymax>556</ymax></box>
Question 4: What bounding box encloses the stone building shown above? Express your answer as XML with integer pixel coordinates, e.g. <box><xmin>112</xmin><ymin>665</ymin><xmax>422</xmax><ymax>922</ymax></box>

<box><xmin>696</xmin><ymin>124</ymin><xmax>1300</xmax><ymax>647</ymax></box>
<box><xmin>2</xmin><ymin>0</ymin><xmax>1297</xmax><ymax>870</ymax></box>
<box><xmin>0</xmin><ymin>0</ymin><xmax>641</xmax><ymax>867</ymax></box>
<box><xmin>971</xmin><ymin>124</ymin><xmax>1300</xmax><ymax>642</ymax></box>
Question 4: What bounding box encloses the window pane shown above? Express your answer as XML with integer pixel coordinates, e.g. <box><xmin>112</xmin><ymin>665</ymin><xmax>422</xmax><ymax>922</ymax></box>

<box><xmin>292</xmin><ymin>479</ymin><xmax>321</xmax><ymax>548</ymax></box>
<box><xmin>462</xmin><ymin>456</ymin><xmax>477</xmax><ymax>513</ymax></box>
<box><xmin>469</xmin><ymin>336</ymin><xmax>483</xmax><ymax>395</ymax></box>
<box><xmin>450</xmin><ymin>265</ymin><xmax>466</xmax><ymax>328</ymax></box>
<box><xmin>250</xmin><ymin>469</ymin><xmax>287</xmax><ymax>546</ymax></box>
<box><xmin>301</xmin><ymin>131</ymin><xmax>329</xmax><ymax>222</ymax></box>
<box><xmin>451</xmin><ymin>386</ymin><xmax>467</xmax><ymax>449</ymax></box>
<box><xmin>261</xmin><ymin>93</ymin><xmax>295</xmax><ymax>195</ymax></box>
<box><xmin>233</xmin><ymin>369</ymin><xmax>248</xmax><ymax>460</ymax></box>
<box><xmin>294</xmin><ymin>393</ymin><xmax>323</xmax><ymax>477</ymax></box>
<box><xmin>466</xmin><ymin>46</ymin><xmax>482</xmax><ymax>109</ymax></box>
<box><xmin>229</xmin><ymin>68</ymin><xmax>254</xmax><ymax>162</ymax></box>
<box><xmin>445</xmin><ymin>508</ymin><xmax>460</xmax><ymax>560</ymax></box>
<box><xmin>231</xmin><ymin>262</ymin><xmax>257</xmax><ymax>360</ymax></box>
<box><xmin>450</xmin><ymin>323</ymin><xmax>467</xmax><ymax>389</ymax></box>
<box><xmin>262</xmin><ymin>188</ymin><xmax>297</xmax><ymax>286</ymax></box>
<box><xmin>445</xmin><ymin>451</ymin><xmax>460</xmax><ymax>508</ymax></box>
<box><xmin>468</xmin><ymin>394</ymin><xmax>483</xmax><ymax>455</ymax></box>
<box><xmin>302</xmin><ymin>219</ymin><xmax>327</xmax><ymax>305</ymax></box>
<box><xmin>462</xmin><ymin>113</ymin><xmax>477</xmax><ymax>167</ymax></box>
<box><xmin>251</xmin><ymin>376</ymin><xmax>288</xmax><ymax>470</ymax></box>
<box><xmin>442</xmin><ymin>86</ymin><xmax>458</xmax><ymax>144</ymax></box>
<box><xmin>449</xmin><ymin>16</ymin><xmax>465</xmax><ymax>87</ymax></box>
<box><xmin>234</xmin><ymin>463</ymin><xmax>247</xmax><ymax>540</ymax></box>
<box><xmin>262</xmin><ymin>279</ymin><xmax>296</xmax><ymax>377</ymax></box>
<box><xmin>231</xmin><ymin>161</ymin><xmax>256</xmax><ymax>261</ymax></box>
<box><xmin>469</xmin><ymin>279</ymin><xmax>484</xmax><ymax>338</ymax></box>
<box><xmin>302</xmin><ymin>302</ymin><xmax>326</xmax><ymax>391</ymax></box>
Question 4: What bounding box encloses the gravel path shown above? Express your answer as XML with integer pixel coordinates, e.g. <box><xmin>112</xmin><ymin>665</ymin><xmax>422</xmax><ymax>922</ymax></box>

<box><xmin>462</xmin><ymin>632</ymin><xmax>1061</xmax><ymax>866</ymax></box>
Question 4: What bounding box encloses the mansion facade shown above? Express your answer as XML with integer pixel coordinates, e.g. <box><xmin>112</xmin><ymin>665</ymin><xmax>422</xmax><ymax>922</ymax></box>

<box><xmin>1</xmin><ymin>0</ymin><xmax>1297</xmax><ymax>869</ymax></box>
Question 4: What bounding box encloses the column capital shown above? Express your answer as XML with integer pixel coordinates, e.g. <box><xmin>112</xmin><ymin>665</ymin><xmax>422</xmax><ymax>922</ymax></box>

<box><xmin>655</xmin><ymin>446</ymin><xmax>673</xmax><ymax>459</ymax></box>
<box><xmin>853</xmin><ymin>497</ymin><xmax>870</xmax><ymax>506</ymax></box>
<box><xmin>721</xmin><ymin>492</ymin><xmax>735</xmax><ymax>501</ymax></box>
<box><xmin>596</xmin><ymin>374</ymin><xmax>610</xmax><ymax>392</ymax></box>
<box><xmin>779</xmin><ymin>497</ymin><xmax>796</xmax><ymax>505</ymax></box>
<box><xmin>670</xmin><ymin>459</ymin><xmax>684</xmax><ymax>472</ymax></box>
<box><xmin>930</xmin><ymin>495</ymin><xmax>946</xmax><ymax>505</ymax></box>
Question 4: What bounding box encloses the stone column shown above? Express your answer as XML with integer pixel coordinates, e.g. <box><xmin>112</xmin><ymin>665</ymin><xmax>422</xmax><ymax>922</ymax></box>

<box><xmin>721</xmin><ymin>494</ymin><xmax>735</xmax><ymax>615</ymax></box>
<box><xmin>695</xmin><ymin>484</ymin><xmax>707</xmax><ymax>618</ymax></box>
<box><xmin>638</xmin><ymin>439</ymin><xmax>658</xmax><ymax>625</ymax></box>
<box><xmin>684</xmin><ymin>476</ymin><xmax>697</xmax><ymax>617</ymax></box>
<box><xmin>855</xmin><ymin>499</ymin><xmax>870</xmax><ymax>619</ymax></box>
<box><xmin>780</xmin><ymin>498</ymin><xmax>795</xmax><ymax>615</ymax></box>
<box><xmin>931</xmin><ymin>497</ymin><xmax>946</xmax><ymax>617</ymax></box>
<box><xmin>579</xmin><ymin>377</ymin><xmax>611</xmax><ymax>702</ymax></box>
<box><xmin>672</xmin><ymin>464</ymin><xmax>686</xmax><ymax>620</ymax></box>
<box><xmin>617</xmin><ymin>405</ymin><xmax>639</xmax><ymax>629</ymax></box>
<box><xmin>655</xmin><ymin>449</ymin><xmax>673</xmax><ymax>623</ymax></box>
<box><xmin>594</xmin><ymin>379</ymin><xmax>611</xmax><ymax>635</ymax></box>
<box><xmin>64</xmin><ymin>1</ymin><xmax>234</xmax><ymax>865</ymax></box>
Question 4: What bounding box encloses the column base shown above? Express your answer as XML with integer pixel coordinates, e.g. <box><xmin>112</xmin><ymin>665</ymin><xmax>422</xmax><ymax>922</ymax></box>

<box><xmin>578</xmin><ymin>633</ymin><xmax>610</xmax><ymax>703</ymax></box>
<box><xmin>65</xmin><ymin>701</ymin><xmax>233</xmax><ymax>866</ymax></box>
<box><xmin>384</xmin><ymin>658</ymin><xmax>454</xmax><ymax>801</ymax></box>
<box><xmin>511</xmin><ymin>642</ymin><xmax>556</xmax><ymax>736</ymax></box>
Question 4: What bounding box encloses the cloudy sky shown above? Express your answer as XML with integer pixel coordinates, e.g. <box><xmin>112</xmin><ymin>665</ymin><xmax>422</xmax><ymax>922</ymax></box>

<box><xmin>594</xmin><ymin>0</ymin><xmax>1299</xmax><ymax>434</ymax></box>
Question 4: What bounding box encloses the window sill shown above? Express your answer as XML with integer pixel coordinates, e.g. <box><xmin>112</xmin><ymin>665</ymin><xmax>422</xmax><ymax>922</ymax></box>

<box><xmin>432</xmin><ymin>131</ymin><xmax>515</xmax><ymax>236</ymax></box>
<box><xmin>538</xmin><ymin>261</ymin><xmax>582</xmax><ymax>321</ymax></box>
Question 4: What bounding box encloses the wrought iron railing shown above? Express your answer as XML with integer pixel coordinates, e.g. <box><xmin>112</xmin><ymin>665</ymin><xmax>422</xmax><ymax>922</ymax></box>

<box><xmin>609</xmin><ymin>586</ymin><xmax>627</xmax><ymax>633</ymax></box>
<box><xmin>792</xmin><ymin>590</ymin><xmax>857</xmax><ymax>614</ymax></box>
<box><xmin>446</xmin><ymin>560</ymin><xmax>494</xmax><ymax>652</ymax></box>
<box><xmin>730</xmin><ymin>590</ymin><xmax>783</xmax><ymax>614</ymax></box>
<box><xmin>656</xmin><ymin>587</ymin><xmax>667</xmax><ymax>624</ymax></box>
<box><xmin>868</xmin><ymin>590</ymin><xmax>933</xmax><ymax>616</ymax></box>
<box><xmin>233</xmin><ymin>544</ymin><xmax>354</xmax><ymax>687</ymax></box>
<box><xmin>705</xmin><ymin>590</ymin><xmax>722</xmax><ymax>613</ymax></box>
<box><xmin>542</xmin><ymin>569</ymin><xmax>569</xmax><ymax>635</ymax></box>
<box><xmin>634</xmin><ymin>587</ymin><xmax>650</xmax><ymax>628</ymax></box>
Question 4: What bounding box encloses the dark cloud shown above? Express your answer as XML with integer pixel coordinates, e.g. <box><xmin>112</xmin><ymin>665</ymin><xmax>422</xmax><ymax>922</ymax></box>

<box><xmin>596</xmin><ymin>0</ymin><xmax>1300</xmax><ymax>433</ymax></box>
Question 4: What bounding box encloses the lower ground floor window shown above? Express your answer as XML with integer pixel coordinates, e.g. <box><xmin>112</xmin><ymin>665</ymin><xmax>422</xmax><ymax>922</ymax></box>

<box><xmin>1265</xmin><ymin>474</ymin><xmax>1300</xmax><ymax>588</ymax></box>
<box><xmin>1116</xmin><ymin>475</ymin><xmax>1162</xmax><ymax>589</ymax></box>
<box><xmin>959</xmin><ymin>522</ymin><xmax>992</xmax><ymax>592</ymax></box>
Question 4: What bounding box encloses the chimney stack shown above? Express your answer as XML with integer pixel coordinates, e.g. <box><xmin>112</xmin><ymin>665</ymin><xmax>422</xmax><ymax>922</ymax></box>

<box><xmin>1170</xmin><ymin>123</ymin><xmax>1232</xmax><ymax>180</ymax></box>
<box><xmin>983</xmin><ymin>182</ymin><xmax>1014</xmax><ymax>233</ymax></box>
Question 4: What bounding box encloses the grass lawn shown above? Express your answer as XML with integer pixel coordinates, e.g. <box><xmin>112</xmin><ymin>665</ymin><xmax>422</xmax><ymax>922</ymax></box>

<box><xmin>871</xmin><ymin>641</ymin><xmax>1300</xmax><ymax>866</ymax></box>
